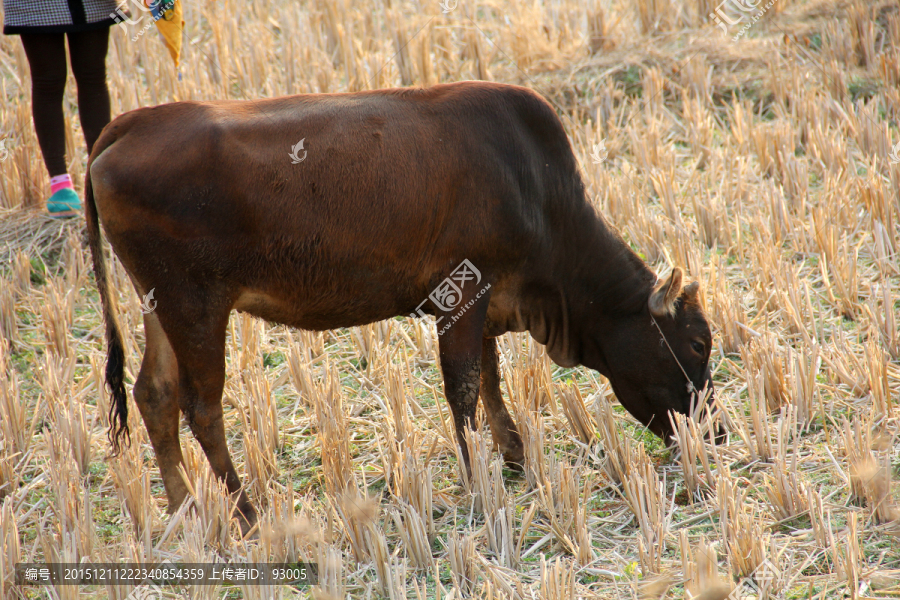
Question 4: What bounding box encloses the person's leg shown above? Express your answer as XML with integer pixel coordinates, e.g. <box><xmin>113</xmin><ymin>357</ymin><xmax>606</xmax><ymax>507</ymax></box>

<box><xmin>21</xmin><ymin>33</ymin><xmax>82</xmax><ymax>216</ymax></box>
<box><xmin>66</xmin><ymin>28</ymin><xmax>111</xmax><ymax>154</ymax></box>
<box><xmin>20</xmin><ymin>34</ymin><xmax>68</xmax><ymax>177</ymax></box>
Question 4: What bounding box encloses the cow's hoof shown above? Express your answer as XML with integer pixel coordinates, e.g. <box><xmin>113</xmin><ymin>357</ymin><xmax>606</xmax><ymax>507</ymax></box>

<box><xmin>237</xmin><ymin>506</ymin><xmax>259</xmax><ymax>539</ymax></box>
<box><xmin>502</xmin><ymin>446</ymin><xmax>525</xmax><ymax>473</ymax></box>
<box><xmin>503</xmin><ymin>459</ymin><xmax>525</xmax><ymax>474</ymax></box>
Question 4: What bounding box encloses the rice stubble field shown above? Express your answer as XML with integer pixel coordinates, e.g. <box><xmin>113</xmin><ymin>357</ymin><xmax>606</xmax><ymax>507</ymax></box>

<box><xmin>0</xmin><ymin>0</ymin><xmax>898</xmax><ymax>598</ymax></box>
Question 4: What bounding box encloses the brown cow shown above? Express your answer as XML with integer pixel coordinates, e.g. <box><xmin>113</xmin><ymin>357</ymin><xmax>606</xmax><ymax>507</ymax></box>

<box><xmin>85</xmin><ymin>81</ymin><xmax>716</xmax><ymax>534</ymax></box>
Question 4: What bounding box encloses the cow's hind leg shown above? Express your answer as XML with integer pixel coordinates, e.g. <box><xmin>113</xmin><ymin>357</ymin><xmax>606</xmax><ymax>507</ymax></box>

<box><xmin>480</xmin><ymin>337</ymin><xmax>524</xmax><ymax>469</ymax></box>
<box><xmin>133</xmin><ymin>312</ymin><xmax>188</xmax><ymax>513</ymax></box>
<box><xmin>163</xmin><ymin>309</ymin><xmax>257</xmax><ymax>536</ymax></box>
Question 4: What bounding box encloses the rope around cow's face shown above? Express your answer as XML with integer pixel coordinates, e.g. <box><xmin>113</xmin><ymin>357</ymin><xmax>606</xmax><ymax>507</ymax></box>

<box><xmin>651</xmin><ymin>311</ymin><xmax>721</xmax><ymax>435</ymax></box>
<box><xmin>650</xmin><ymin>312</ymin><xmax>697</xmax><ymax>397</ymax></box>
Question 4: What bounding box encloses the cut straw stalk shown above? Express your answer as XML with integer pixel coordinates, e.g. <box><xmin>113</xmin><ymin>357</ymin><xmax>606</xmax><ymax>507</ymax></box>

<box><xmin>383</xmin><ymin>361</ymin><xmax>414</xmax><ymax>444</ymax></box>
<box><xmin>314</xmin><ymin>365</ymin><xmax>352</xmax><ymax>497</ymax></box>
<box><xmin>502</xmin><ymin>339</ymin><xmax>555</xmax><ymax>417</ymax></box>
<box><xmin>258</xmin><ymin>489</ymin><xmax>321</xmax><ymax>565</ymax></box>
<box><xmin>717</xmin><ymin>473</ymin><xmax>772</xmax><ymax>581</ymax></box>
<box><xmin>788</xmin><ymin>342</ymin><xmax>821</xmax><ymax>426</ymax></box>
<box><xmin>447</xmin><ymin>531</ymin><xmax>478</xmax><ymax>597</ymax></box>
<box><xmin>764</xmin><ymin>459</ymin><xmax>812</xmax><ymax>523</ymax></box>
<box><xmin>680</xmin><ymin>532</ymin><xmax>729</xmax><ymax>599</ymax></box>
<box><xmin>464</xmin><ymin>429</ymin><xmax>518</xmax><ymax>568</ymax></box>
<box><xmin>239</xmin><ymin>364</ymin><xmax>281</xmax><ymax>504</ymax></box>
<box><xmin>830</xmin><ymin>511</ymin><xmax>861</xmax><ymax>599</ymax></box>
<box><xmin>740</xmin><ymin>334</ymin><xmax>788</xmax><ymax>413</ymax></box>
<box><xmin>12</xmin><ymin>251</ymin><xmax>31</xmax><ymax>298</ymax></box>
<box><xmin>332</xmin><ymin>485</ymin><xmax>379</xmax><ymax>564</ymax></box>
<box><xmin>369</xmin><ymin>522</ymin><xmax>407</xmax><ymax>599</ymax></box>
<box><xmin>762</xmin><ymin>406</ymin><xmax>818</xmax><ymax>523</ymax></box>
<box><xmin>670</xmin><ymin>411</ymin><xmax>719</xmax><ymax>500</ymax></box>
<box><xmin>512</xmin><ymin>393</ymin><xmax>549</xmax><ymax>490</ymax></box>
<box><xmin>176</xmin><ymin>456</ymin><xmax>238</xmax><ymax>551</ymax></box>
<box><xmin>864</xmin><ymin>339</ymin><xmax>893</xmax><ymax>418</ymax></box>
<box><xmin>180</xmin><ymin>515</ymin><xmax>224</xmax><ymax>600</ymax></box>
<box><xmin>556</xmin><ymin>382</ymin><xmax>596</xmax><ymax>445</ymax></box>
<box><xmin>287</xmin><ymin>331</ymin><xmax>327</xmax><ymax>407</ymax></box>
<box><xmin>44</xmin><ymin>449</ymin><xmax>96</xmax><ymax>564</ymax></box>
<box><xmin>538</xmin><ymin>556</ymin><xmax>578</xmax><ymax>600</ymax></box>
<box><xmin>391</xmin><ymin>501</ymin><xmax>434</xmax><ymax>571</ymax></box>
<box><xmin>109</xmin><ymin>443</ymin><xmax>158</xmax><ymax>543</ymax></box>
<box><xmin>620</xmin><ymin>447</ymin><xmax>670</xmax><ymax>575</ymax></box>
<box><xmin>379</xmin><ymin>427</ymin><xmax>435</xmax><ymax>539</ymax></box>
<box><xmin>0</xmin><ymin>452</ymin><xmax>23</xmax><ymax>502</ymax></box>
<box><xmin>843</xmin><ymin>416</ymin><xmax>899</xmax><ymax>524</ymax></box>
<box><xmin>0</xmin><ymin>282</ymin><xmax>16</xmax><ymax>347</ymax></box>
<box><xmin>0</xmin><ymin>363</ymin><xmax>38</xmax><ymax>458</ymax></box>
<box><xmin>48</xmin><ymin>395</ymin><xmax>95</xmax><ymax>476</ymax></box>
<box><xmin>863</xmin><ymin>279</ymin><xmax>899</xmax><ymax>361</ymax></box>
<box><xmin>535</xmin><ymin>451</ymin><xmax>593</xmax><ymax>566</ymax></box>
<box><xmin>39</xmin><ymin>279</ymin><xmax>74</xmax><ymax>358</ymax></box>
<box><xmin>313</xmin><ymin>544</ymin><xmax>345</xmax><ymax>600</ymax></box>
<box><xmin>731</xmin><ymin>375</ymin><xmax>798</xmax><ymax>463</ymax></box>
<box><xmin>0</xmin><ymin>498</ymin><xmax>19</xmax><ymax>597</ymax></box>
<box><xmin>594</xmin><ymin>395</ymin><xmax>641</xmax><ymax>486</ymax></box>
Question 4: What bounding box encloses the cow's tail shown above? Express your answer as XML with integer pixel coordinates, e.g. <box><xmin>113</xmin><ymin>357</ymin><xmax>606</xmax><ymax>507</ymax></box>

<box><xmin>84</xmin><ymin>146</ymin><xmax>130</xmax><ymax>456</ymax></box>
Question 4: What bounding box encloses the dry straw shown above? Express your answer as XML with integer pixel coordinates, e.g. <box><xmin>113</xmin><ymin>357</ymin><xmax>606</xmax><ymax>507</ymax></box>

<box><xmin>332</xmin><ymin>485</ymin><xmax>378</xmax><ymax>564</ymax></box>
<box><xmin>679</xmin><ymin>533</ymin><xmax>730</xmax><ymax>599</ymax></box>
<box><xmin>534</xmin><ymin>450</ymin><xmax>593</xmax><ymax>566</ymax></box>
<box><xmin>465</xmin><ymin>429</ymin><xmax>518</xmax><ymax>568</ymax></box>
<box><xmin>240</xmin><ymin>363</ymin><xmax>282</xmax><ymax>504</ymax></box>
<box><xmin>830</xmin><ymin>511</ymin><xmax>861</xmax><ymax>599</ymax></box>
<box><xmin>391</xmin><ymin>500</ymin><xmax>434</xmax><ymax>571</ymax></box>
<box><xmin>312</xmin><ymin>544</ymin><xmax>345</xmax><ymax>600</ymax></box>
<box><xmin>447</xmin><ymin>531</ymin><xmax>478</xmax><ymax>597</ymax></box>
<box><xmin>0</xmin><ymin>0</ymin><xmax>898</xmax><ymax>596</ymax></box>
<box><xmin>843</xmin><ymin>416</ymin><xmax>899</xmax><ymax>524</ymax></box>
<box><xmin>0</xmin><ymin>498</ymin><xmax>19</xmax><ymax>597</ymax></box>
<box><xmin>109</xmin><ymin>443</ymin><xmax>158</xmax><ymax>545</ymax></box>
<box><xmin>512</xmin><ymin>392</ymin><xmax>550</xmax><ymax>490</ymax></box>
<box><xmin>669</xmin><ymin>411</ymin><xmax>717</xmax><ymax>499</ymax></box>
<box><xmin>620</xmin><ymin>446</ymin><xmax>672</xmax><ymax>575</ymax></box>
<box><xmin>594</xmin><ymin>395</ymin><xmax>641</xmax><ymax>486</ymax></box>
<box><xmin>43</xmin><ymin>449</ymin><xmax>96</xmax><ymax>564</ymax></box>
<box><xmin>177</xmin><ymin>446</ymin><xmax>240</xmax><ymax>552</ymax></box>
<box><xmin>717</xmin><ymin>473</ymin><xmax>772</xmax><ymax>581</ymax></box>
<box><xmin>538</xmin><ymin>556</ymin><xmax>578</xmax><ymax>600</ymax></box>
<box><xmin>557</xmin><ymin>382</ymin><xmax>597</xmax><ymax>445</ymax></box>
<box><xmin>0</xmin><ymin>281</ymin><xmax>16</xmax><ymax>347</ymax></box>
<box><xmin>0</xmin><ymin>345</ymin><xmax>39</xmax><ymax>459</ymax></box>
<box><xmin>314</xmin><ymin>364</ymin><xmax>353</xmax><ymax>498</ymax></box>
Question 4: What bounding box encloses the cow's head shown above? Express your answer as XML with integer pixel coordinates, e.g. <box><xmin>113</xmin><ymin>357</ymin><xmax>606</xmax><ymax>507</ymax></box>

<box><xmin>597</xmin><ymin>268</ymin><xmax>718</xmax><ymax>440</ymax></box>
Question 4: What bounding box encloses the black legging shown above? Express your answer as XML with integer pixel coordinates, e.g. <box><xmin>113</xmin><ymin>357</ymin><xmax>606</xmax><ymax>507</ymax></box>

<box><xmin>21</xmin><ymin>29</ymin><xmax>111</xmax><ymax>177</ymax></box>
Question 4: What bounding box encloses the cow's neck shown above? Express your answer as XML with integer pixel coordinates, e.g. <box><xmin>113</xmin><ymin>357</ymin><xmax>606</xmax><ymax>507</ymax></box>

<box><xmin>527</xmin><ymin>205</ymin><xmax>656</xmax><ymax>370</ymax></box>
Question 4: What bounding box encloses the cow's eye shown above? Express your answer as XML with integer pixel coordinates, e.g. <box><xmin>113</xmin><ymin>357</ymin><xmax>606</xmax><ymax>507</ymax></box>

<box><xmin>690</xmin><ymin>340</ymin><xmax>705</xmax><ymax>355</ymax></box>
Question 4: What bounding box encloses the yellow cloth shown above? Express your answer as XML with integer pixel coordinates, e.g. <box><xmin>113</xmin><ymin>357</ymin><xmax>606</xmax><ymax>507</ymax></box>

<box><xmin>154</xmin><ymin>0</ymin><xmax>184</xmax><ymax>66</ymax></box>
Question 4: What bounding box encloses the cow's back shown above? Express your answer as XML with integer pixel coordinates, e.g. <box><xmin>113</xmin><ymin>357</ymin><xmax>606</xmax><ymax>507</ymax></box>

<box><xmin>88</xmin><ymin>82</ymin><xmax>583</xmax><ymax>330</ymax></box>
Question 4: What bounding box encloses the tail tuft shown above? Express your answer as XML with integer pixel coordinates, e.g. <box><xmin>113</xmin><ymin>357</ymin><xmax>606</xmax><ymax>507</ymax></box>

<box><xmin>84</xmin><ymin>144</ymin><xmax>130</xmax><ymax>456</ymax></box>
<box><xmin>105</xmin><ymin>333</ymin><xmax>130</xmax><ymax>455</ymax></box>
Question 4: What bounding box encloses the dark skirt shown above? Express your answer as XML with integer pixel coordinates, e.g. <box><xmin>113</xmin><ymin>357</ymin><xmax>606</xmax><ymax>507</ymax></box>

<box><xmin>3</xmin><ymin>0</ymin><xmax>119</xmax><ymax>34</ymax></box>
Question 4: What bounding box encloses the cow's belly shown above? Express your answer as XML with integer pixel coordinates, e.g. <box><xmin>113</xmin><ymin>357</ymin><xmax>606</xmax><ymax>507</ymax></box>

<box><xmin>233</xmin><ymin>288</ymin><xmax>407</xmax><ymax>331</ymax></box>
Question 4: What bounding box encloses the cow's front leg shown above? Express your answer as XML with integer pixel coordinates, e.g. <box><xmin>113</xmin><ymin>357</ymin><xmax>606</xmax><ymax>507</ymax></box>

<box><xmin>480</xmin><ymin>336</ymin><xmax>524</xmax><ymax>469</ymax></box>
<box><xmin>437</xmin><ymin>286</ymin><xmax>492</xmax><ymax>477</ymax></box>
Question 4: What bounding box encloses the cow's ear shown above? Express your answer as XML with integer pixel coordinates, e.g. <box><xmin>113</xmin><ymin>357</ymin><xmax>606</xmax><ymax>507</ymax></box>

<box><xmin>649</xmin><ymin>267</ymin><xmax>683</xmax><ymax>317</ymax></box>
<box><xmin>683</xmin><ymin>281</ymin><xmax>700</xmax><ymax>301</ymax></box>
